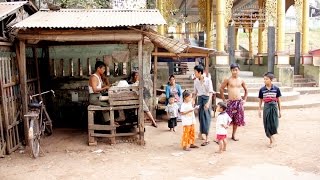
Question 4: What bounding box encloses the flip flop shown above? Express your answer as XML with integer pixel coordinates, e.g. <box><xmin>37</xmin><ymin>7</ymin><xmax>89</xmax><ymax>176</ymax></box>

<box><xmin>231</xmin><ymin>137</ymin><xmax>239</xmax><ymax>141</ymax></box>
<box><xmin>190</xmin><ymin>144</ymin><xmax>199</xmax><ymax>148</ymax></box>
<box><xmin>201</xmin><ymin>141</ymin><xmax>209</xmax><ymax>146</ymax></box>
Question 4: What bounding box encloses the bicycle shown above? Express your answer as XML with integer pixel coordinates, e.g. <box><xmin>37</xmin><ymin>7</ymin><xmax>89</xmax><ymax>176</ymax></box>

<box><xmin>24</xmin><ymin>90</ymin><xmax>55</xmax><ymax>158</ymax></box>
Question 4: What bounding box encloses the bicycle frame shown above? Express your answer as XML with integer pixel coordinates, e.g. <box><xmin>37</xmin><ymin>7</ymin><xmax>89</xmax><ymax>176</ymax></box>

<box><xmin>29</xmin><ymin>90</ymin><xmax>55</xmax><ymax>100</ymax></box>
<box><xmin>24</xmin><ymin>90</ymin><xmax>55</xmax><ymax>158</ymax></box>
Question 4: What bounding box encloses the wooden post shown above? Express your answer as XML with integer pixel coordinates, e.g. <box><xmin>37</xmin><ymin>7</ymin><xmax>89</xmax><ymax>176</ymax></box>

<box><xmin>87</xmin><ymin>110</ymin><xmax>97</xmax><ymax>146</ymax></box>
<box><xmin>32</xmin><ymin>47</ymin><xmax>42</xmax><ymax>100</ymax></box>
<box><xmin>138</xmin><ymin>39</ymin><xmax>144</xmax><ymax>145</ymax></box>
<box><xmin>153</xmin><ymin>47</ymin><xmax>158</xmax><ymax>120</ymax></box>
<box><xmin>16</xmin><ymin>40</ymin><xmax>28</xmax><ymax>144</ymax></box>
<box><xmin>205</xmin><ymin>56</ymin><xmax>209</xmax><ymax>77</ymax></box>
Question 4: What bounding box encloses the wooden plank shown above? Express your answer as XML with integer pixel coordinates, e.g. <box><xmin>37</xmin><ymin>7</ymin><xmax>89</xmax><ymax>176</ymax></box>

<box><xmin>33</xmin><ymin>47</ymin><xmax>42</xmax><ymax>99</ymax></box>
<box><xmin>109</xmin><ymin>86</ymin><xmax>139</xmax><ymax>91</ymax></box>
<box><xmin>49</xmin><ymin>59</ymin><xmax>55</xmax><ymax>77</ymax></box>
<box><xmin>87</xmin><ymin>110</ymin><xmax>96</xmax><ymax>145</ymax></box>
<box><xmin>88</xmin><ymin>124</ymin><xmax>116</xmax><ymax>131</ymax></box>
<box><xmin>60</xmin><ymin>58</ymin><xmax>64</xmax><ymax>77</ymax></box>
<box><xmin>205</xmin><ymin>56</ymin><xmax>209</xmax><ymax>77</ymax></box>
<box><xmin>70</xmin><ymin>58</ymin><xmax>74</xmax><ymax>76</ymax></box>
<box><xmin>26</xmin><ymin>78</ymin><xmax>38</xmax><ymax>83</ymax></box>
<box><xmin>87</xmin><ymin>58</ymin><xmax>91</xmax><ymax>75</ymax></box>
<box><xmin>151</xmin><ymin>52</ymin><xmax>209</xmax><ymax>57</ymax></box>
<box><xmin>109</xmin><ymin>100</ymin><xmax>139</xmax><ymax>106</ymax></box>
<box><xmin>153</xmin><ymin>47</ymin><xmax>158</xmax><ymax>119</ymax></box>
<box><xmin>91</xmin><ymin>132</ymin><xmax>138</xmax><ymax>138</ymax></box>
<box><xmin>109</xmin><ymin>91</ymin><xmax>138</xmax><ymax>100</ymax></box>
<box><xmin>78</xmin><ymin>58</ymin><xmax>83</xmax><ymax>76</ymax></box>
<box><xmin>109</xmin><ymin>110</ymin><xmax>116</xmax><ymax>144</ymax></box>
<box><xmin>16</xmin><ymin>40</ymin><xmax>28</xmax><ymax>145</ymax></box>
<box><xmin>0</xmin><ymin>104</ymin><xmax>5</xmax><ymax>157</ymax></box>
<box><xmin>138</xmin><ymin>39</ymin><xmax>144</xmax><ymax>145</ymax></box>
<box><xmin>17</xmin><ymin>31</ymin><xmax>143</xmax><ymax>42</ymax></box>
<box><xmin>88</xmin><ymin>105</ymin><xmax>139</xmax><ymax>111</ymax></box>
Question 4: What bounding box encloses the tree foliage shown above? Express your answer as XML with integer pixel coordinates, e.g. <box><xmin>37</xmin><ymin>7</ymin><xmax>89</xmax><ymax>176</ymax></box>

<box><xmin>56</xmin><ymin>0</ymin><xmax>111</xmax><ymax>9</ymax></box>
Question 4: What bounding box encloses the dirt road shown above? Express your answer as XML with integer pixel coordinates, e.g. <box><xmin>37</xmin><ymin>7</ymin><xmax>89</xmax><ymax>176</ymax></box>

<box><xmin>1</xmin><ymin>107</ymin><xmax>320</xmax><ymax>179</ymax></box>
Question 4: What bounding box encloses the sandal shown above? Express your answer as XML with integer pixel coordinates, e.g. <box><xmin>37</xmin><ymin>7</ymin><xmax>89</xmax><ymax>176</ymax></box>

<box><xmin>201</xmin><ymin>141</ymin><xmax>209</xmax><ymax>146</ymax></box>
<box><xmin>152</xmin><ymin>123</ymin><xmax>158</xmax><ymax>128</ymax></box>
<box><xmin>190</xmin><ymin>144</ymin><xmax>199</xmax><ymax>148</ymax></box>
<box><xmin>183</xmin><ymin>147</ymin><xmax>191</xmax><ymax>151</ymax></box>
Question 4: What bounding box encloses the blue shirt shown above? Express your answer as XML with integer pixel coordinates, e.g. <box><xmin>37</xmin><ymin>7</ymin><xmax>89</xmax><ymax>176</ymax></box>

<box><xmin>258</xmin><ymin>85</ymin><xmax>282</xmax><ymax>103</ymax></box>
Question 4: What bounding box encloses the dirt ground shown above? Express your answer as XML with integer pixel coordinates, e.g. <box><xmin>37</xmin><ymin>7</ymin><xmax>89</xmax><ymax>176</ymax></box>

<box><xmin>1</xmin><ymin>107</ymin><xmax>320</xmax><ymax>180</ymax></box>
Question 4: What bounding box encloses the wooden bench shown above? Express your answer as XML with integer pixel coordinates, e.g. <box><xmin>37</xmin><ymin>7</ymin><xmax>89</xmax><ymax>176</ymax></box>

<box><xmin>87</xmin><ymin>86</ymin><xmax>144</xmax><ymax>146</ymax></box>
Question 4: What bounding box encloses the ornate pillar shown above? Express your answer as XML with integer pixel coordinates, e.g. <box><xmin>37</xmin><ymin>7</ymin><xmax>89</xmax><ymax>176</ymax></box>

<box><xmin>234</xmin><ymin>28</ymin><xmax>239</xmax><ymax>50</ymax></box>
<box><xmin>157</xmin><ymin>0</ymin><xmax>165</xmax><ymax>35</ymax></box>
<box><xmin>276</xmin><ymin>0</ymin><xmax>285</xmax><ymax>52</ymax></box>
<box><xmin>206</xmin><ymin>0</ymin><xmax>213</xmax><ymax>48</ymax></box>
<box><xmin>216</xmin><ymin>0</ymin><xmax>225</xmax><ymax>52</ymax></box>
<box><xmin>248</xmin><ymin>29</ymin><xmax>253</xmax><ymax>59</ymax></box>
<box><xmin>302</xmin><ymin>0</ymin><xmax>309</xmax><ymax>54</ymax></box>
<box><xmin>275</xmin><ymin>0</ymin><xmax>293</xmax><ymax>87</ymax></box>
<box><xmin>258</xmin><ymin>7</ymin><xmax>266</xmax><ymax>54</ymax></box>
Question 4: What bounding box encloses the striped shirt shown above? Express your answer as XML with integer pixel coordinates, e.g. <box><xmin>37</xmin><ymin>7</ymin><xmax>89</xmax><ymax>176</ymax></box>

<box><xmin>258</xmin><ymin>85</ymin><xmax>282</xmax><ymax>103</ymax></box>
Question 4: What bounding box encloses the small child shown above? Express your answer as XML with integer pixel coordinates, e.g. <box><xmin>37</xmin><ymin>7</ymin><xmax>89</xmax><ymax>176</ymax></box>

<box><xmin>165</xmin><ymin>94</ymin><xmax>179</xmax><ymax>131</ymax></box>
<box><xmin>215</xmin><ymin>102</ymin><xmax>231</xmax><ymax>154</ymax></box>
<box><xmin>180</xmin><ymin>90</ymin><xmax>199</xmax><ymax>151</ymax></box>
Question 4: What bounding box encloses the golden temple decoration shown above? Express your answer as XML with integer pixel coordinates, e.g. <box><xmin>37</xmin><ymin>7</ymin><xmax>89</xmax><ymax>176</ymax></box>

<box><xmin>265</xmin><ymin>0</ymin><xmax>277</xmax><ymax>27</ymax></box>
<box><xmin>294</xmin><ymin>0</ymin><xmax>303</xmax><ymax>32</ymax></box>
<box><xmin>225</xmin><ymin>0</ymin><xmax>234</xmax><ymax>26</ymax></box>
<box><xmin>198</xmin><ymin>0</ymin><xmax>207</xmax><ymax>28</ymax></box>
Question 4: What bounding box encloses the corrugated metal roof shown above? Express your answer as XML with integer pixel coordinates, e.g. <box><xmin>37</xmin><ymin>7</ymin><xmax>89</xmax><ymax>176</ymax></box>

<box><xmin>0</xmin><ymin>1</ymin><xmax>27</xmax><ymax>21</ymax></box>
<box><xmin>13</xmin><ymin>9</ymin><xmax>166</xmax><ymax>28</ymax></box>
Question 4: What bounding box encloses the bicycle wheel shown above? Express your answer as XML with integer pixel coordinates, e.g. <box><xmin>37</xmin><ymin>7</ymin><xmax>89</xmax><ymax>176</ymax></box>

<box><xmin>29</xmin><ymin>119</ymin><xmax>40</xmax><ymax>158</ymax></box>
<box><xmin>44</xmin><ymin>118</ymin><xmax>53</xmax><ymax>136</ymax></box>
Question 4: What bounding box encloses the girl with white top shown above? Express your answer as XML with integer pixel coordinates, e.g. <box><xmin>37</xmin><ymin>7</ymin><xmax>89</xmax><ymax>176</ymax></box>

<box><xmin>215</xmin><ymin>102</ymin><xmax>232</xmax><ymax>154</ymax></box>
<box><xmin>180</xmin><ymin>90</ymin><xmax>199</xmax><ymax>151</ymax></box>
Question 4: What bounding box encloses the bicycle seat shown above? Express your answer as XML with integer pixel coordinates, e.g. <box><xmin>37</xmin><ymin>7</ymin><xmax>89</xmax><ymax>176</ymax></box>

<box><xmin>28</xmin><ymin>102</ymin><xmax>42</xmax><ymax>108</ymax></box>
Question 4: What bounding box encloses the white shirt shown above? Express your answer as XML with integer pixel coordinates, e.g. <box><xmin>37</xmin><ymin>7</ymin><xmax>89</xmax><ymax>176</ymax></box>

<box><xmin>216</xmin><ymin>112</ymin><xmax>232</xmax><ymax>135</ymax></box>
<box><xmin>165</xmin><ymin>103</ymin><xmax>179</xmax><ymax>118</ymax></box>
<box><xmin>88</xmin><ymin>74</ymin><xmax>102</xmax><ymax>94</ymax></box>
<box><xmin>180</xmin><ymin>102</ymin><xmax>196</xmax><ymax>126</ymax></box>
<box><xmin>194</xmin><ymin>76</ymin><xmax>214</xmax><ymax>96</ymax></box>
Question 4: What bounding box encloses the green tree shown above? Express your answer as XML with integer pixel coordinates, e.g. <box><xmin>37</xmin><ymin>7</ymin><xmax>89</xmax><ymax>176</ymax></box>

<box><xmin>56</xmin><ymin>0</ymin><xmax>111</xmax><ymax>9</ymax></box>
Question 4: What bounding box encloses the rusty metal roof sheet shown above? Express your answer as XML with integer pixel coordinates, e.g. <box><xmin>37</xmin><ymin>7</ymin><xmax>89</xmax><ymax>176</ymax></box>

<box><xmin>13</xmin><ymin>9</ymin><xmax>166</xmax><ymax>29</ymax></box>
<box><xmin>0</xmin><ymin>1</ymin><xmax>27</xmax><ymax>21</ymax></box>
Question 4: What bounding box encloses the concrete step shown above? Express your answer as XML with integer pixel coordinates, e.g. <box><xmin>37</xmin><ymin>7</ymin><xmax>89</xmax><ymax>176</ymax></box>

<box><xmin>294</xmin><ymin>78</ymin><xmax>310</xmax><ymax>83</ymax></box>
<box><xmin>246</xmin><ymin>82</ymin><xmax>282</xmax><ymax>88</ymax></box>
<box><xmin>294</xmin><ymin>87</ymin><xmax>320</xmax><ymax>95</ymax></box>
<box><xmin>239</xmin><ymin>71</ymin><xmax>254</xmax><ymax>77</ymax></box>
<box><xmin>243</xmin><ymin>94</ymin><xmax>320</xmax><ymax>110</ymax></box>
<box><xmin>214</xmin><ymin>94</ymin><xmax>320</xmax><ymax>110</ymax></box>
<box><xmin>174</xmin><ymin>74</ymin><xmax>191</xmax><ymax>79</ymax></box>
<box><xmin>222</xmin><ymin>86</ymin><xmax>293</xmax><ymax>93</ymax></box>
<box><xmin>241</xmin><ymin>77</ymin><xmax>278</xmax><ymax>83</ymax></box>
<box><xmin>217</xmin><ymin>91</ymin><xmax>300</xmax><ymax>102</ymax></box>
<box><xmin>294</xmin><ymin>75</ymin><xmax>304</xmax><ymax>78</ymax></box>
<box><xmin>293</xmin><ymin>82</ymin><xmax>317</xmax><ymax>87</ymax></box>
<box><xmin>175</xmin><ymin>80</ymin><xmax>194</xmax><ymax>84</ymax></box>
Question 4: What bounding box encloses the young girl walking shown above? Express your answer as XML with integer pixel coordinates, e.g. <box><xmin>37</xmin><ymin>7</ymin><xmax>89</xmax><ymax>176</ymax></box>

<box><xmin>258</xmin><ymin>72</ymin><xmax>282</xmax><ymax>148</ymax></box>
<box><xmin>180</xmin><ymin>90</ymin><xmax>199</xmax><ymax>151</ymax></box>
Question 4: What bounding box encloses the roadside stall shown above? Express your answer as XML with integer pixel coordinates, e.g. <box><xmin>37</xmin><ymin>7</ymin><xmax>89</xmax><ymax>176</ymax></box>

<box><xmin>11</xmin><ymin>9</ymin><xmax>166</xmax><ymax>146</ymax></box>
